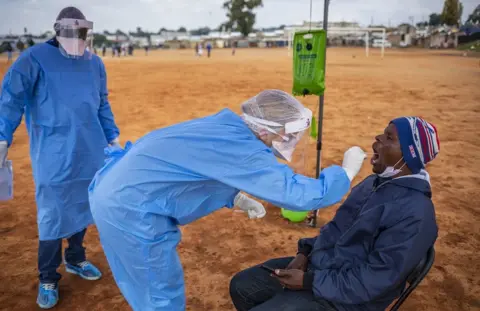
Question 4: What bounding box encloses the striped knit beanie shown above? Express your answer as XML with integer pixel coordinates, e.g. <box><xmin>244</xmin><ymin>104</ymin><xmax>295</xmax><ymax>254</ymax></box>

<box><xmin>390</xmin><ymin>117</ymin><xmax>440</xmax><ymax>174</ymax></box>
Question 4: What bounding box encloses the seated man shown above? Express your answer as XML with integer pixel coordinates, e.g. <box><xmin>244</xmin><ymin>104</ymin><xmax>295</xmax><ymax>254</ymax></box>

<box><xmin>230</xmin><ymin>117</ymin><xmax>440</xmax><ymax>311</ymax></box>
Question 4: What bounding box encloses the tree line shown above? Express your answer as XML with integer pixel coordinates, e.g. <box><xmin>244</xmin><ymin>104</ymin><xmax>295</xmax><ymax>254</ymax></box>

<box><xmin>42</xmin><ymin>0</ymin><xmax>480</xmax><ymax>48</ymax></box>
<box><xmin>417</xmin><ymin>1</ymin><xmax>479</xmax><ymax>27</ymax></box>
<box><xmin>115</xmin><ymin>0</ymin><xmax>479</xmax><ymax>40</ymax></box>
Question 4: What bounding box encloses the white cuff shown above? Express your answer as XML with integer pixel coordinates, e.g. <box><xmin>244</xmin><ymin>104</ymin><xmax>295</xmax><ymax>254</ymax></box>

<box><xmin>342</xmin><ymin>168</ymin><xmax>354</xmax><ymax>182</ymax></box>
<box><xmin>234</xmin><ymin>192</ymin><xmax>245</xmax><ymax>207</ymax></box>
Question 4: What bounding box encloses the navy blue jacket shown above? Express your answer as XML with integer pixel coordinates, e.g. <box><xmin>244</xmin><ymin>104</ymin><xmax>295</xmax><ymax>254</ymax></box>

<box><xmin>298</xmin><ymin>172</ymin><xmax>438</xmax><ymax>311</ymax></box>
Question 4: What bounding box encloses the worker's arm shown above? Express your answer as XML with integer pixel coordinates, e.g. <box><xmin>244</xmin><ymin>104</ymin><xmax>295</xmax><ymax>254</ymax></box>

<box><xmin>216</xmin><ymin>149</ymin><xmax>351</xmax><ymax>212</ymax></box>
<box><xmin>0</xmin><ymin>52</ymin><xmax>37</xmax><ymax>146</ymax></box>
<box><xmin>98</xmin><ymin>59</ymin><xmax>120</xmax><ymax>143</ymax></box>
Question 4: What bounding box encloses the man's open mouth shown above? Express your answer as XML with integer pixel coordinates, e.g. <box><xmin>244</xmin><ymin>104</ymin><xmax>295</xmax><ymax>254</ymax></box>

<box><xmin>371</xmin><ymin>148</ymin><xmax>380</xmax><ymax>165</ymax></box>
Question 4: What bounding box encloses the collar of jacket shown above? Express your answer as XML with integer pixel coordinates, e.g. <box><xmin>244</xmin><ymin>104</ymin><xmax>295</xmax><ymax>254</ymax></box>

<box><xmin>373</xmin><ymin>169</ymin><xmax>432</xmax><ymax>198</ymax></box>
<box><xmin>47</xmin><ymin>37</ymin><xmax>59</xmax><ymax>48</ymax></box>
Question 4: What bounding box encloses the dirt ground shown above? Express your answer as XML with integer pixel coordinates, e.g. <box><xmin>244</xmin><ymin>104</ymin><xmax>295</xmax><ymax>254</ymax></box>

<box><xmin>0</xmin><ymin>47</ymin><xmax>479</xmax><ymax>311</ymax></box>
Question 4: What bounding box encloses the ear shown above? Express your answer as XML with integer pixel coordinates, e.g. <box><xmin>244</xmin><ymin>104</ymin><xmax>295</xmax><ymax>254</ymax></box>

<box><xmin>257</xmin><ymin>130</ymin><xmax>272</xmax><ymax>146</ymax></box>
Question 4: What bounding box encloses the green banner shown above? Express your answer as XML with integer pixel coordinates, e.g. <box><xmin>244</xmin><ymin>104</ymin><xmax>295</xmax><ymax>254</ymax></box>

<box><xmin>292</xmin><ymin>29</ymin><xmax>327</xmax><ymax>97</ymax></box>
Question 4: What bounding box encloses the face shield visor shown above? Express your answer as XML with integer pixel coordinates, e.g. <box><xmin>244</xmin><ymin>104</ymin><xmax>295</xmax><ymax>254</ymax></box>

<box><xmin>243</xmin><ymin>107</ymin><xmax>312</xmax><ymax>162</ymax></box>
<box><xmin>54</xmin><ymin>18</ymin><xmax>93</xmax><ymax>59</ymax></box>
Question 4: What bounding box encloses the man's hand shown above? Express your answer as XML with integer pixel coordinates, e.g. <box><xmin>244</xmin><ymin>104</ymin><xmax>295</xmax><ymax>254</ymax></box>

<box><xmin>273</xmin><ymin>269</ymin><xmax>304</xmax><ymax>290</ymax></box>
<box><xmin>286</xmin><ymin>254</ymin><xmax>308</xmax><ymax>272</ymax></box>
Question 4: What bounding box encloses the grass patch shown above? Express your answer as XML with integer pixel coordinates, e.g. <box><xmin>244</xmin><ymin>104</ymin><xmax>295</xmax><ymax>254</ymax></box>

<box><xmin>458</xmin><ymin>40</ymin><xmax>480</xmax><ymax>52</ymax></box>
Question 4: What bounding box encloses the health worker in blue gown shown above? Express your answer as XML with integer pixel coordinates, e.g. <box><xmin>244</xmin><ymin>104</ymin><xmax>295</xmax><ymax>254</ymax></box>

<box><xmin>0</xmin><ymin>7</ymin><xmax>120</xmax><ymax>310</ymax></box>
<box><xmin>88</xmin><ymin>89</ymin><xmax>367</xmax><ymax>311</ymax></box>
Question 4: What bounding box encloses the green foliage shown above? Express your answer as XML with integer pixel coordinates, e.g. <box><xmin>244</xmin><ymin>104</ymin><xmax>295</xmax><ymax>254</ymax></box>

<box><xmin>134</xmin><ymin>27</ymin><xmax>150</xmax><ymax>37</ymax></box>
<box><xmin>190</xmin><ymin>27</ymin><xmax>211</xmax><ymax>36</ymax></box>
<box><xmin>429</xmin><ymin>13</ymin><xmax>442</xmax><ymax>26</ymax></box>
<box><xmin>441</xmin><ymin>0</ymin><xmax>462</xmax><ymax>26</ymax></box>
<box><xmin>466</xmin><ymin>4</ymin><xmax>480</xmax><ymax>24</ymax></box>
<box><xmin>27</xmin><ymin>38</ymin><xmax>35</xmax><ymax>47</ymax></box>
<box><xmin>457</xmin><ymin>40</ymin><xmax>480</xmax><ymax>52</ymax></box>
<box><xmin>93</xmin><ymin>33</ymin><xmax>108</xmax><ymax>47</ymax></box>
<box><xmin>16</xmin><ymin>40</ymin><xmax>25</xmax><ymax>51</ymax></box>
<box><xmin>222</xmin><ymin>0</ymin><xmax>263</xmax><ymax>37</ymax></box>
<box><xmin>459</xmin><ymin>2</ymin><xmax>464</xmax><ymax>23</ymax></box>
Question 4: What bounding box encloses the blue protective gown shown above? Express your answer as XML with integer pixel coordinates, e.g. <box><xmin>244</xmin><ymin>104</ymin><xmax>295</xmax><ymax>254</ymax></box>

<box><xmin>0</xmin><ymin>40</ymin><xmax>119</xmax><ymax>240</ymax></box>
<box><xmin>88</xmin><ymin>108</ymin><xmax>350</xmax><ymax>311</ymax></box>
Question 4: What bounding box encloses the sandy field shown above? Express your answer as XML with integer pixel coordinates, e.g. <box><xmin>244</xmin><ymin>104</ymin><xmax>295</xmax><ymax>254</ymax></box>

<box><xmin>0</xmin><ymin>47</ymin><xmax>479</xmax><ymax>311</ymax></box>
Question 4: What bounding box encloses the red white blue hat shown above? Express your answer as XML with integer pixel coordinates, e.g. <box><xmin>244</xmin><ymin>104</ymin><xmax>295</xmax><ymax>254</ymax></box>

<box><xmin>391</xmin><ymin>117</ymin><xmax>440</xmax><ymax>174</ymax></box>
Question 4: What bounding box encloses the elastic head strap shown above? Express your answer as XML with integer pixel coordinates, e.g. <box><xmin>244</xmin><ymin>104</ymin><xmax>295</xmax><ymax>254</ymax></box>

<box><xmin>284</xmin><ymin>108</ymin><xmax>313</xmax><ymax>134</ymax></box>
<box><xmin>242</xmin><ymin>114</ymin><xmax>290</xmax><ymax>141</ymax></box>
<box><xmin>55</xmin><ymin>18</ymin><xmax>93</xmax><ymax>29</ymax></box>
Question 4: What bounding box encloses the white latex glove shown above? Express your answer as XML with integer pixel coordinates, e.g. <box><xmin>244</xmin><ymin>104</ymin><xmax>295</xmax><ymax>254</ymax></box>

<box><xmin>109</xmin><ymin>137</ymin><xmax>121</xmax><ymax>148</ymax></box>
<box><xmin>342</xmin><ymin>146</ymin><xmax>367</xmax><ymax>181</ymax></box>
<box><xmin>0</xmin><ymin>141</ymin><xmax>7</xmax><ymax>168</ymax></box>
<box><xmin>234</xmin><ymin>193</ymin><xmax>266</xmax><ymax>219</ymax></box>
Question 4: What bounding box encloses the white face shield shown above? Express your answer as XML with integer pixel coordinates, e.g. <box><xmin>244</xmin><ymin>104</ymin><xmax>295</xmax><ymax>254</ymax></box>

<box><xmin>243</xmin><ymin>107</ymin><xmax>312</xmax><ymax>162</ymax></box>
<box><xmin>271</xmin><ymin>131</ymin><xmax>305</xmax><ymax>162</ymax></box>
<box><xmin>55</xmin><ymin>18</ymin><xmax>93</xmax><ymax>59</ymax></box>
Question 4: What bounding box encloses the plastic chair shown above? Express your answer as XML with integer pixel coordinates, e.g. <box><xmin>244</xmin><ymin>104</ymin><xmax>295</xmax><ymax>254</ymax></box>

<box><xmin>390</xmin><ymin>246</ymin><xmax>435</xmax><ymax>310</ymax></box>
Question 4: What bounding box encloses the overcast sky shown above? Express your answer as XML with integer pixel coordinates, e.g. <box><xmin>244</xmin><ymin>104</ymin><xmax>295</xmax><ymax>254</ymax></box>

<box><xmin>1</xmin><ymin>0</ymin><xmax>478</xmax><ymax>34</ymax></box>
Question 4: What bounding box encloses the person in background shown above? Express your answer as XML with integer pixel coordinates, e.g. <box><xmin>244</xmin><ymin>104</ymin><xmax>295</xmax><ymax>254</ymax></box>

<box><xmin>0</xmin><ymin>6</ymin><xmax>120</xmax><ymax>309</ymax></box>
<box><xmin>230</xmin><ymin>116</ymin><xmax>440</xmax><ymax>311</ymax></box>
<box><xmin>6</xmin><ymin>42</ymin><xmax>14</xmax><ymax>63</ymax></box>
<box><xmin>16</xmin><ymin>40</ymin><xmax>25</xmax><ymax>54</ymax></box>
<box><xmin>88</xmin><ymin>89</ymin><xmax>367</xmax><ymax>311</ymax></box>
<box><xmin>207</xmin><ymin>42</ymin><xmax>212</xmax><ymax>58</ymax></box>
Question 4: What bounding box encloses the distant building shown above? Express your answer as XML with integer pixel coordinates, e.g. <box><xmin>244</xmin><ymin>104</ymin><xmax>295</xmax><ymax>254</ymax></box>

<box><xmin>258</xmin><ymin>30</ymin><xmax>287</xmax><ymax>48</ymax></box>
<box><xmin>159</xmin><ymin>31</ymin><xmax>187</xmax><ymax>41</ymax></box>
<box><xmin>150</xmin><ymin>35</ymin><xmax>166</xmax><ymax>47</ymax></box>
<box><xmin>388</xmin><ymin>23</ymin><xmax>416</xmax><ymax>47</ymax></box>
<box><xmin>427</xmin><ymin>27</ymin><xmax>460</xmax><ymax>49</ymax></box>
<box><xmin>129</xmin><ymin>35</ymin><xmax>150</xmax><ymax>47</ymax></box>
<box><xmin>106</xmin><ymin>34</ymin><xmax>129</xmax><ymax>45</ymax></box>
<box><xmin>298</xmin><ymin>21</ymin><xmax>361</xmax><ymax>29</ymax></box>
